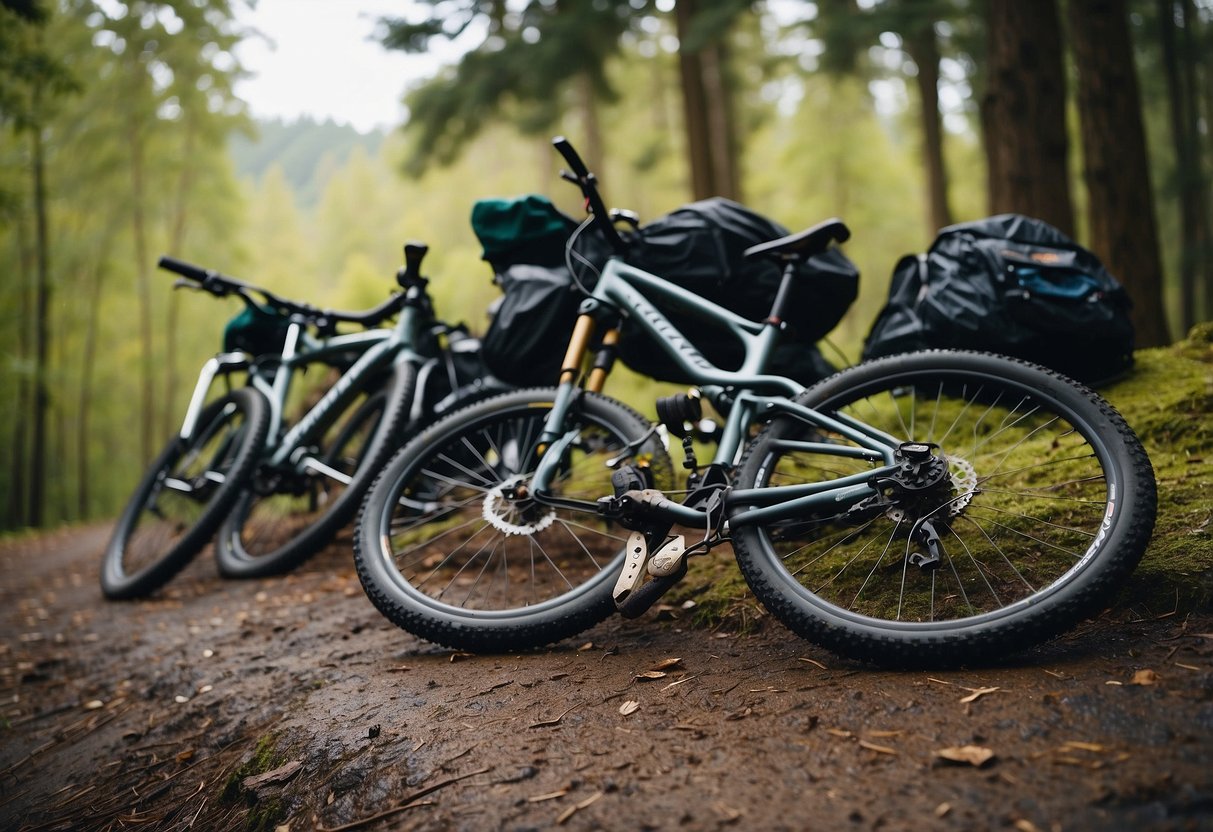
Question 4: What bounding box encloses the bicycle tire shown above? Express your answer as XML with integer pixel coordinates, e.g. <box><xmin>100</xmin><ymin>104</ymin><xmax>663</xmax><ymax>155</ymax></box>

<box><xmin>731</xmin><ymin>351</ymin><xmax>1156</xmax><ymax>667</ymax></box>
<box><xmin>215</xmin><ymin>360</ymin><xmax>417</xmax><ymax>578</ymax></box>
<box><xmin>354</xmin><ymin>388</ymin><xmax>673</xmax><ymax>652</ymax></box>
<box><xmin>101</xmin><ymin>387</ymin><xmax>270</xmax><ymax>600</ymax></box>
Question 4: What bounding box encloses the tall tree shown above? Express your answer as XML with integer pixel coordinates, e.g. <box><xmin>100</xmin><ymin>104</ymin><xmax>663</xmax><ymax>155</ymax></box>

<box><xmin>0</xmin><ymin>2</ymin><xmax>77</xmax><ymax>526</ymax></box>
<box><xmin>381</xmin><ymin>1</ymin><xmax>639</xmax><ymax>177</ymax></box>
<box><xmin>674</xmin><ymin>0</ymin><xmax>746</xmax><ymax>200</ymax></box>
<box><xmin>1158</xmin><ymin>0</ymin><xmax>1213</xmax><ymax>331</ymax></box>
<box><xmin>981</xmin><ymin>0</ymin><xmax>1074</xmax><ymax>235</ymax></box>
<box><xmin>901</xmin><ymin>13</ymin><xmax>952</xmax><ymax>233</ymax></box>
<box><xmin>1069</xmin><ymin>0</ymin><xmax>1171</xmax><ymax>346</ymax></box>
<box><xmin>813</xmin><ymin>0</ymin><xmax>956</xmax><ymax>236</ymax></box>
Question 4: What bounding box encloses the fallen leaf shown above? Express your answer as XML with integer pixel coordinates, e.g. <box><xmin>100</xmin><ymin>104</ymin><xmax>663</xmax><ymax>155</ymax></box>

<box><xmin>84</xmin><ymin>700</ymin><xmax>104</xmax><ymax>710</ymax></box>
<box><xmin>1130</xmin><ymin>669</ymin><xmax>1160</xmax><ymax>686</ymax></box>
<box><xmin>578</xmin><ymin>642</ymin><xmax>595</xmax><ymax>652</ymax></box>
<box><xmin>936</xmin><ymin>745</ymin><xmax>996</xmax><ymax>767</ymax></box>
<box><xmin>241</xmin><ymin>760</ymin><xmax>302</xmax><ymax>790</ymax></box>
<box><xmin>1014</xmin><ymin>820</ymin><xmax>1041</xmax><ymax>832</ymax></box>
<box><xmin>634</xmin><ymin>671</ymin><xmax>668</xmax><ymax>680</ymax></box>
<box><xmin>619</xmin><ymin>700</ymin><xmax>640</xmax><ymax>716</ymax></box>
<box><xmin>959</xmin><ymin>686</ymin><xmax>1000</xmax><ymax>704</ymax></box>
<box><xmin>826</xmin><ymin>728</ymin><xmax>853</xmax><ymax>739</ymax></box>
<box><xmin>868</xmin><ymin>730</ymin><xmax>902</xmax><ymax>739</ymax></box>
<box><xmin>650</xmin><ymin>657</ymin><xmax>683</xmax><ymax>671</ymax></box>
<box><xmin>174</xmin><ymin>695</ymin><xmax>189</xmax><ymax>704</ymax></box>
<box><xmin>935</xmin><ymin>802</ymin><xmax>952</xmax><ymax>818</ymax></box>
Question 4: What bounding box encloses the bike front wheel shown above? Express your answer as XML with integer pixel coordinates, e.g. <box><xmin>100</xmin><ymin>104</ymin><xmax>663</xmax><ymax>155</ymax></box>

<box><xmin>731</xmin><ymin>351</ymin><xmax>1156</xmax><ymax>667</ymax></box>
<box><xmin>355</xmin><ymin>388</ymin><xmax>673</xmax><ymax>652</ymax></box>
<box><xmin>215</xmin><ymin>361</ymin><xmax>417</xmax><ymax>578</ymax></box>
<box><xmin>102</xmin><ymin>387</ymin><xmax>269</xmax><ymax>599</ymax></box>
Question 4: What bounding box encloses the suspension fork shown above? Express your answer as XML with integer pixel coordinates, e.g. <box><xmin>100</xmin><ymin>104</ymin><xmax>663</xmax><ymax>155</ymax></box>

<box><xmin>178</xmin><ymin>352</ymin><xmax>252</xmax><ymax>441</ymax></box>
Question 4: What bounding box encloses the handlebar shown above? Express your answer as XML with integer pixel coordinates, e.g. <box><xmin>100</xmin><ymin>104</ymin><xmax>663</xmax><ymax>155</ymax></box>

<box><xmin>552</xmin><ymin>136</ymin><xmax>628</xmax><ymax>255</ymax></box>
<box><xmin>156</xmin><ymin>255</ymin><xmax>409</xmax><ymax>330</ymax></box>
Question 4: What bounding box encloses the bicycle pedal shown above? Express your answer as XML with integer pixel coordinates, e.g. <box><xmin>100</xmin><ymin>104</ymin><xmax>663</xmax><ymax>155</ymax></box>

<box><xmin>612</xmin><ymin>531</ymin><xmax>649</xmax><ymax>604</ymax></box>
<box><xmin>647</xmin><ymin>535</ymin><xmax>687</xmax><ymax>577</ymax></box>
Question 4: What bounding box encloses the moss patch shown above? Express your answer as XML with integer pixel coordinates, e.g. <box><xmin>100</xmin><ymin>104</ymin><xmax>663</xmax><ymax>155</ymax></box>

<box><xmin>677</xmin><ymin>332</ymin><xmax>1213</xmax><ymax>628</ymax></box>
<box><xmin>220</xmin><ymin>734</ymin><xmax>289</xmax><ymax>832</ymax></box>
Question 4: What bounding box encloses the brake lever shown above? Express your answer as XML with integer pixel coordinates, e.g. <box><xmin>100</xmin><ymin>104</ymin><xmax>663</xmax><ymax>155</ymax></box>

<box><xmin>171</xmin><ymin>278</ymin><xmax>202</xmax><ymax>292</ymax></box>
<box><xmin>559</xmin><ymin>169</ymin><xmax>580</xmax><ymax>185</ymax></box>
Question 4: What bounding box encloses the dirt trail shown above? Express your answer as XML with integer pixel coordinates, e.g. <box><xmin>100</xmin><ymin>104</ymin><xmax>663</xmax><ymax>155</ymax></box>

<box><xmin>1</xmin><ymin>526</ymin><xmax>1212</xmax><ymax>831</ymax></box>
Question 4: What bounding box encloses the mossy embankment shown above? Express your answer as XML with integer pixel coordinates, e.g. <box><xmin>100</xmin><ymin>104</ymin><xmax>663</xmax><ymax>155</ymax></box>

<box><xmin>674</xmin><ymin>327</ymin><xmax>1213</xmax><ymax>628</ymax></box>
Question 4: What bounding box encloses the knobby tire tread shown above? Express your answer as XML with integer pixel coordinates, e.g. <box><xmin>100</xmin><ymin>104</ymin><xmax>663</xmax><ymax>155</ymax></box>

<box><xmin>354</xmin><ymin>388</ymin><xmax>670</xmax><ymax>653</ymax></box>
<box><xmin>731</xmin><ymin>351</ymin><xmax>1156</xmax><ymax>668</ymax></box>
<box><xmin>102</xmin><ymin>388</ymin><xmax>271</xmax><ymax>600</ymax></box>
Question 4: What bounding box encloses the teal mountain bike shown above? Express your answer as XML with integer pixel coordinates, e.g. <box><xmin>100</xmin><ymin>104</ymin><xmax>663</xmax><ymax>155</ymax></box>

<box><xmin>102</xmin><ymin>244</ymin><xmax>505</xmax><ymax>599</ymax></box>
<box><xmin>354</xmin><ymin>140</ymin><xmax>1157</xmax><ymax>667</ymax></box>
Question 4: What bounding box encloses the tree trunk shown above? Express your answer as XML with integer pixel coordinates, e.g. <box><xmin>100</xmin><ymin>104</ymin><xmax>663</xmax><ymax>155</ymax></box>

<box><xmin>128</xmin><ymin>114</ymin><xmax>155</xmax><ymax>464</ymax></box>
<box><xmin>674</xmin><ymin>0</ymin><xmax>741</xmax><ymax>201</ymax></box>
<box><xmin>164</xmin><ymin>118</ymin><xmax>197</xmax><ymax>437</ymax></box>
<box><xmin>1159</xmin><ymin>0</ymin><xmax>1199</xmax><ymax>332</ymax></box>
<box><xmin>1179</xmin><ymin>0</ymin><xmax>1213</xmax><ymax>328</ymax></box>
<box><xmin>7</xmin><ymin>183</ymin><xmax>34</xmax><ymax>528</ymax></box>
<box><xmin>699</xmin><ymin>36</ymin><xmax>742</xmax><ymax>202</ymax></box>
<box><xmin>675</xmin><ymin>0</ymin><xmax>714</xmax><ymax>200</ymax></box>
<box><xmin>30</xmin><ymin>119</ymin><xmax>51</xmax><ymax>529</ymax></box>
<box><xmin>1069</xmin><ymin>0</ymin><xmax>1171</xmax><ymax>346</ymax></box>
<box><xmin>575</xmin><ymin>73</ymin><xmax>605</xmax><ymax>179</ymax></box>
<box><xmin>981</xmin><ymin>0</ymin><xmax>1074</xmax><ymax>235</ymax></box>
<box><xmin>77</xmin><ymin>256</ymin><xmax>108</xmax><ymax>520</ymax></box>
<box><xmin>904</xmin><ymin>20</ymin><xmax>952</xmax><ymax>237</ymax></box>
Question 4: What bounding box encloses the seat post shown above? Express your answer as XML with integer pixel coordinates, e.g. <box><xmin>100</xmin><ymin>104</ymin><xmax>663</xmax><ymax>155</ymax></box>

<box><xmin>764</xmin><ymin>259</ymin><xmax>798</xmax><ymax>326</ymax></box>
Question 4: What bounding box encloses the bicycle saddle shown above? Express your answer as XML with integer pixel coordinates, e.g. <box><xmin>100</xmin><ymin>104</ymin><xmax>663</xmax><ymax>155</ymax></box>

<box><xmin>743</xmin><ymin>218</ymin><xmax>851</xmax><ymax>262</ymax></box>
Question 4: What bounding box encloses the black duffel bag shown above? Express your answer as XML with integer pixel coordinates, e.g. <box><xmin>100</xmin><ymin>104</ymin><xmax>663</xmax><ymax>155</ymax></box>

<box><xmin>617</xmin><ymin>198</ymin><xmax>858</xmax><ymax>385</ymax></box>
<box><xmin>862</xmin><ymin>214</ymin><xmax>1135</xmax><ymax>385</ymax></box>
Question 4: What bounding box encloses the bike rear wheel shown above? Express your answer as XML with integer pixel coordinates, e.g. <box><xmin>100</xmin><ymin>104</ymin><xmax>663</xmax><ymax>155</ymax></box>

<box><xmin>355</xmin><ymin>388</ymin><xmax>673</xmax><ymax>652</ymax></box>
<box><xmin>102</xmin><ymin>387</ymin><xmax>269</xmax><ymax>599</ymax></box>
<box><xmin>731</xmin><ymin>351</ymin><xmax>1156</xmax><ymax>667</ymax></box>
<box><xmin>215</xmin><ymin>361</ymin><xmax>417</xmax><ymax>578</ymax></box>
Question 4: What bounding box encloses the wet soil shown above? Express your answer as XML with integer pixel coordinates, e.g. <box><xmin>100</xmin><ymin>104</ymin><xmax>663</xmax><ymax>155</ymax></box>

<box><xmin>2</xmin><ymin>525</ymin><xmax>1212</xmax><ymax>832</ymax></box>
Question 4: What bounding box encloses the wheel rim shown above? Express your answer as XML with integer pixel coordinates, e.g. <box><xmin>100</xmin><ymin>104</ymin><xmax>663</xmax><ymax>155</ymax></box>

<box><xmin>120</xmin><ymin>402</ymin><xmax>249</xmax><ymax>578</ymax></box>
<box><xmin>374</xmin><ymin>406</ymin><xmax>635</xmax><ymax>617</ymax></box>
<box><xmin>751</xmin><ymin>368</ymin><xmax>1120</xmax><ymax>630</ymax></box>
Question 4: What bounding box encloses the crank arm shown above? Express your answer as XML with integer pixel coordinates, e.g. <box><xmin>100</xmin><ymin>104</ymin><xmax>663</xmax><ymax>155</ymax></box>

<box><xmin>617</xmin><ymin>560</ymin><xmax>688</xmax><ymax>619</ymax></box>
<box><xmin>300</xmin><ymin>456</ymin><xmax>353</xmax><ymax>486</ymax></box>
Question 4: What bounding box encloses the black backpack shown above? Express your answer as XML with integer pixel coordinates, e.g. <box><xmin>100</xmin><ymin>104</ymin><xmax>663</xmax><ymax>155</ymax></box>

<box><xmin>617</xmin><ymin>198</ymin><xmax>858</xmax><ymax>385</ymax></box>
<box><xmin>862</xmin><ymin>214</ymin><xmax>1134</xmax><ymax>385</ymax></box>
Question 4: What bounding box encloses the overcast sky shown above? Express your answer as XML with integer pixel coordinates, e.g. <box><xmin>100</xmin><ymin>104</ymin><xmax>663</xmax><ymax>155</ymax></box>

<box><xmin>231</xmin><ymin>1</ymin><xmax>471</xmax><ymax>133</ymax></box>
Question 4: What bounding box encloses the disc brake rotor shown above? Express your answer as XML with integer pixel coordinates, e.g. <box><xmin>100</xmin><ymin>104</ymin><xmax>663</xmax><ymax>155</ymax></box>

<box><xmin>947</xmin><ymin>456</ymin><xmax>977</xmax><ymax>516</ymax></box>
<box><xmin>481</xmin><ymin>480</ymin><xmax>557</xmax><ymax>536</ymax></box>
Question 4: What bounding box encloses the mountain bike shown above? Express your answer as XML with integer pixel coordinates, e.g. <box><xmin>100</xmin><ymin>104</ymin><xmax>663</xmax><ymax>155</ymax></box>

<box><xmin>354</xmin><ymin>139</ymin><xmax>1157</xmax><ymax>667</ymax></box>
<box><xmin>102</xmin><ymin>244</ymin><xmax>506</xmax><ymax>599</ymax></box>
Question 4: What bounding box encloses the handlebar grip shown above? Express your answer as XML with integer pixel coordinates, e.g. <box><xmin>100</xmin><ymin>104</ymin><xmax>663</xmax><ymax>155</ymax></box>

<box><xmin>157</xmin><ymin>255</ymin><xmax>210</xmax><ymax>283</ymax></box>
<box><xmin>552</xmin><ymin>136</ymin><xmax>590</xmax><ymax>178</ymax></box>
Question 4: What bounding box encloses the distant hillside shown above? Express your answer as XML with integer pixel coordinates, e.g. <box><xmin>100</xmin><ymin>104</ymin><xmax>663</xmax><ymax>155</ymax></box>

<box><xmin>229</xmin><ymin>117</ymin><xmax>389</xmax><ymax>207</ymax></box>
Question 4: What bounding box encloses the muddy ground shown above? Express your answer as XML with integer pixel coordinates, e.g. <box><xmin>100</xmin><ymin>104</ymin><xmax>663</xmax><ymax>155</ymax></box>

<box><xmin>1</xmin><ymin>525</ymin><xmax>1212</xmax><ymax>832</ymax></box>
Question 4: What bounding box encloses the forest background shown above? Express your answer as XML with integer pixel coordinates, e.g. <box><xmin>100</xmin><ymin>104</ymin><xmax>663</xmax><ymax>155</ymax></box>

<box><xmin>1</xmin><ymin>0</ymin><xmax>1211</xmax><ymax>533</ymax></box>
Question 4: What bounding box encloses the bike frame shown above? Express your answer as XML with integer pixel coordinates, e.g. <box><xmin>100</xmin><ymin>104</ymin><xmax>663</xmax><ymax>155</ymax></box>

<box><xmin>532</xmin><ymin>257</ymin><xmax>902</xmax><ymax>528</ymax></box>
<box><xmin>177</xmin><ymin>283</ymin><xmax>432</xmax><ymax>482</ymax></box>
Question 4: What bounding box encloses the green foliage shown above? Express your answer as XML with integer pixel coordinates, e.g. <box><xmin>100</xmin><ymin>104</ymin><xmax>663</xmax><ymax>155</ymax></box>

<box><xmin>228</xmin><ymin>117</ymin><xmax>386</xmax><ymax>209</ymax></box>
